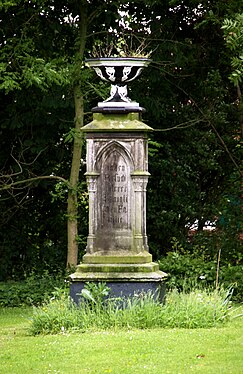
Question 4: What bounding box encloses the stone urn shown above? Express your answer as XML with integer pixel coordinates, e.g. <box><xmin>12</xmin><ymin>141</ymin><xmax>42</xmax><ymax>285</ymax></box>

<box><xmin>85</xmin><ymin>57</ymin><xmax>151</xmax><ymax>112</ymax></box>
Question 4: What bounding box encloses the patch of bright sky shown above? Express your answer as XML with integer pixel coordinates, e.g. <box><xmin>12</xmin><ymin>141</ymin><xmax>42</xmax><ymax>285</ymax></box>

<box><xmin>39</xmin><ymin>1</ymin><xmax>206</xmax><ymax>31</ymax></box>
<box><xmin>113</xmin><ymin>2</ymin><xmax>206</xmax><ymax>35</ymax></box>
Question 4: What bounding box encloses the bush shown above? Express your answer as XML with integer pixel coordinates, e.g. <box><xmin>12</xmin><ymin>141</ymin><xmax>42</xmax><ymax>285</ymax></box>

<box><xmin>158</xmin><ymin>248</ymin><xmax>243</xmax><ymax>302</ymax></box>
<box><xmin>30</xmin><ymin>285</ymin><xmax>235</xmax><ymax>335</ymax></box>
<box><xmin>159</xmin><ymin>251</ymin><xmax>217</xmax><ymax>290</ymax></box>
<box><xmin>0</xmin><ymin>272</ymin><xmax>68</xmax><ymax>307</ymax></box>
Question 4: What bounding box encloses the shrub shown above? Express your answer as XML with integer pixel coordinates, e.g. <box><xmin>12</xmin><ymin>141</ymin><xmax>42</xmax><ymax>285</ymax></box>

<box><xmin>0</xmin><ymin>272</ymin><xmax>67</xmax><ymax>307</ymax></box>
<box><xmin>158</xmin><ymin>250</ymin><xmax>243</xmax><ymax>301</ymax></box>
<box><xmin>158</xmin><ymin>251</ymin><xmax>216</xmax><ymax>291</ymax></box>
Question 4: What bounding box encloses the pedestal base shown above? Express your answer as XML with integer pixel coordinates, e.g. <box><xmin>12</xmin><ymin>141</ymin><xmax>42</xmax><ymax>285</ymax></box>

<box><xmin>69</xmin><ymin>254</ymin><xmax>167</xmax><ymax>304</ymax></box>
<box><xmin>70</xmin><ymin>280</ymin><xmax>166</xmax><ymax>304</ymax></box>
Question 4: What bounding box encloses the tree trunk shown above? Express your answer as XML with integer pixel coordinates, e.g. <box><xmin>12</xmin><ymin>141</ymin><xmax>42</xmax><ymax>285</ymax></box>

<box><xmin>66</xmin><ymin>1</ymin><xmax>88</xmax><ymax>269</ymax></box>
<box><xmin>66</xmin><ymin>87</ymin><xmax>84</xmax><ymax>268</ymax></box>
<box><xmin>236</xmin><ymin>84</ymin><xmax>243</xmax><ymax>242</ymax></box>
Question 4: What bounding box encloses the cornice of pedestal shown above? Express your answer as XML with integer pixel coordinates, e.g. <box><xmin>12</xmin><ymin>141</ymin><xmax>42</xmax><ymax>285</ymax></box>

<box><xmin>81</xmin><ymin>112</ymin><xmax>153</xmax><ymax>133</ymax></box>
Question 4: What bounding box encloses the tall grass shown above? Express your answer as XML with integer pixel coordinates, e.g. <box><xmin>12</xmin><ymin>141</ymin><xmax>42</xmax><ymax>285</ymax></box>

<box><xmin>30</xmin><ymin>286</ymin><xmax>236</xmax><ymax>335</ymax></box>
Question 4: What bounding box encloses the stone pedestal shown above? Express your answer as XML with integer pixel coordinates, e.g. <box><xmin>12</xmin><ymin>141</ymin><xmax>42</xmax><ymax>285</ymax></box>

<box><xmin>70</xmin><ymin>112</ymin><xmax>167</xmax><ymax>302</ymax></box>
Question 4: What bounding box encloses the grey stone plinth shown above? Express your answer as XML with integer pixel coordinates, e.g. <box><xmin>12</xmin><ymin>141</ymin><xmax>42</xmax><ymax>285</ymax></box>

<box><xmin>70</xmin><ymin>112</ymin><xmax>167</xmax><ymax>303</ymax></box>
<box><xmin>70</xmin><ymin>255</ymin><xmax>167</xmax><ymax>302</ymax></box>
<box><xmin>70</xmin><ymin>261</ymin><xmax>166</xmax><ymax>281</ymax></box>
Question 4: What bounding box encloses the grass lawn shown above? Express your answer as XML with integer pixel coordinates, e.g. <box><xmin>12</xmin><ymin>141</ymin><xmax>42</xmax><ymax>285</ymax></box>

<box><xmin>0</xmin><ymin>306</ymin><xmax>242</xmax><ymax>374</ymax></box>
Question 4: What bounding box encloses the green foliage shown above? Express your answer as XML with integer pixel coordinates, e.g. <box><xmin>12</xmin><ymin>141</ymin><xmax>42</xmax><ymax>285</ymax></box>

<box><xmin>222</xmin><ymin>14</ymin><xmax>243</xmax><ymax>86</ymax></box>
<box><xmin>50</xmin><ymin>181</ymin><xmax>69</xmax><ymax>203</ymax></box>
<box><xmin>30</xmin><ymin>285</ymin><xmax>235</xmax><ymax>335</ymax></box>
<box><xmin>63</xmin><ymin>128</ymin><xmax>83</xmax><ymax>144</ymax></box>
<box><xmin>0</xmin><ymin>272</ymin><xmax>68</xmax><ymax>307</ymax></box>
<box><xmin>0</xmin><ymin>57</ymin><xmax>70</xmax><ymax>93</ymax></box>
<box><xmin>0</xmin><ymin>0</ymin><xmax>241</xmax><ymax>279</ymax></box>
<box><xmin>80</xmin><ymin>282</ymin><xmax>110</xmax><ymax>305</ymax></box>
<box><xmin>158</xmin><ymin>238</ymin><xmax>243</xmax><ymax>301</ymax></box>
<box><xmin>159</xmin><ymin>251</ymin><xmax>214</xmax><ymax>287</ymax></box>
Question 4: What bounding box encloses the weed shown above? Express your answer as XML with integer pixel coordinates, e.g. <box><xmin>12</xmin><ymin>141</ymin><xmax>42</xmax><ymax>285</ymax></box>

<box><xmin>30</xmin><ymin>284</ymin><xmax>236</xmax><ymax>335</ymax></box>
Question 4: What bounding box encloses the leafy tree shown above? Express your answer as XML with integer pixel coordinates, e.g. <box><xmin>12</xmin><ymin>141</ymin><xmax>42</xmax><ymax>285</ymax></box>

<box><xmin>222</xmin><ymin>14</ymin><xmax>243</xmax><ymax>87</ymax></box>
<box><xmin>126</xmin><ymin>0</ymin><xmax>242</xmax><ymax>256</ymax></box>
<box><xmin>221</xmin><ymin>12</ymin><xmax>243</xmax><ymax>249</ymax></box>
<box><xmin>0</xmin><ymin>0</ymin><xmax>120</xmax><ymax>272</ymax></box>
<box><xmin>0</xmin><ymin>0</ymin><xmax>160</xmax><ymax>273</ymax></box>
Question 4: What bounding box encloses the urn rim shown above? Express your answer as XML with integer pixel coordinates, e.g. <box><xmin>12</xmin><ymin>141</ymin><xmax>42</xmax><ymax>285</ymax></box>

<box><xmin>85</xmin><ymin>57</ymin><xmax>151</xmax><ymax>67</ymax></box>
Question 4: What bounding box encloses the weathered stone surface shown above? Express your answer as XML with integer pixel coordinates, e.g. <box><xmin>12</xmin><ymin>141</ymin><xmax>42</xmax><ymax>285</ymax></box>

<box><xmin>70</xmin><ymin>281</ymin><xmax>166</xmax><ymax>304</ymax></box>
<box><xmin>71</xmin><ymin>262</ymin><xmax>161</xmax><ymax>274</ymax></box>
<box><xmin>70</xmin><ymin>112</ymin><xmax>167</xmax><ymax>301</ymax></box>
<box><xmin>82</xmin><ymin>113</ymin><xmax>153</xmax><ymax>132</ymax></box>
<box><xmin>82</xmin><ymin>251</ymin><xmax>152</xmax><ymax>264</ymax></box>
<box><xmin>84</xmin><ymin>116</ymin><xmax>151</xmax><ymax>255</ymax></box>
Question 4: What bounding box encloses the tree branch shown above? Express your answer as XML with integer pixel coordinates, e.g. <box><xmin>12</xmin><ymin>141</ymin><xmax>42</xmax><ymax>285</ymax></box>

<box><xmin>0</xmin><ymin>175</ymin><xmax>69</xmax><ymax>191</ymax></box>
<box><xmin>163</xmin><ymin>76</ymin><xmax>242</xmax><ymax>176</ymax></box>
<box><xmin>154</xmin><ymin>118</ymin><xmax>204</xmax><ymax>131</ymax></box>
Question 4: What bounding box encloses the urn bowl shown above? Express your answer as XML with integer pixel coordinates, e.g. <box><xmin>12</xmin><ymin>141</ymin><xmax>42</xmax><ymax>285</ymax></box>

<box><xmin>85</xmin><ymin>57</ymin><xmax>151</xmax><ymax>85</ymax></box>
<box><xmin>85</xmin><ymin>57</ymin><xmax>151</xmax><ymax>112</ymax></box>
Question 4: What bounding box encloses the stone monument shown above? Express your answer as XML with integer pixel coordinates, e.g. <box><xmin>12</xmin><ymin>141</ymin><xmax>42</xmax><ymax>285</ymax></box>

<box><xmin>70</xmin><ymin>57</ymin><xmax>167</xmax><ymax>302</ymax></box>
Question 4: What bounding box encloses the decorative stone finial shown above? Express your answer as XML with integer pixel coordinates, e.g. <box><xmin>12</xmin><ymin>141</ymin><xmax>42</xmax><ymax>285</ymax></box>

<box><xmin>85</xmin><ymin>57</ymin><xmax>151</xmax><ymax>113</ymax></box>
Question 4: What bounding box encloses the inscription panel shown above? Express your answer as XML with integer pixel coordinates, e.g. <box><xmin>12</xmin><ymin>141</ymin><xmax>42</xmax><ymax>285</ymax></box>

<box><xmin>99</xmin><ymin>150</ymin><xmax>130</xmax><ymax>229</ymax></box>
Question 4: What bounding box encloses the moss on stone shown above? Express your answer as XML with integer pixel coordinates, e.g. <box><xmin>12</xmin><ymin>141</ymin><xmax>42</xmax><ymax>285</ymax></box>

<box><xmin>81</xmin><ymin>112</ymin><xmax>153</xmax><ymax>132</ymax></box>
<box><xmin>70</xmin><ymin>260</ymin><xmax>167</xmax><ymax>283</ymax></box>
<box><xmin>82</xmin><ymin>252</ymin><xmax>152</xmax><ymax>264</ymax></box>
<box><xmin>75</xmin><ymin>262</ymin><xmax>159</xmax><ymax>273</ymax></box>
<box><xmin>70</xmin><ymin>270</ymin><xmax>167</xmax><ymax>282</ymax></box>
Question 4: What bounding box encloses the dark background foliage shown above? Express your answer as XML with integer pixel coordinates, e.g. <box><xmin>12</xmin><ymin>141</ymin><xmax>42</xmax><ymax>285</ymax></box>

<box><xmin>0</xmin><ymin>0</ymin><xmax>241</xmax><ymax>285</ymax></box>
